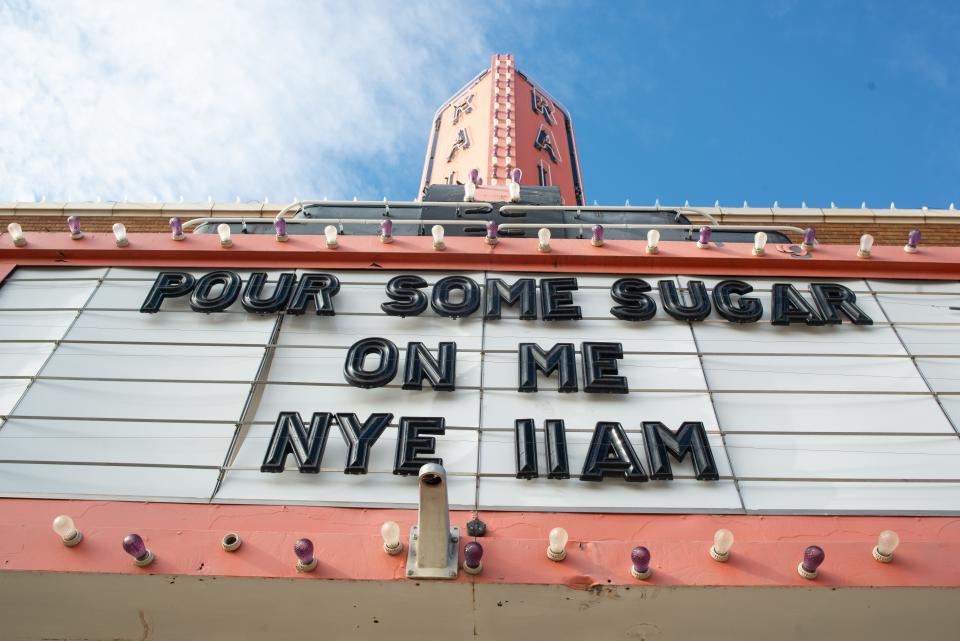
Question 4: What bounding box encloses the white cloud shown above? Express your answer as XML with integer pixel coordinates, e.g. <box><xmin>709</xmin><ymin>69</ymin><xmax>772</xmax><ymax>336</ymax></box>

<box><xmin>0</xmin><ymin>0</ymin><xmax>496</xmax><ymax>202</ymax></box>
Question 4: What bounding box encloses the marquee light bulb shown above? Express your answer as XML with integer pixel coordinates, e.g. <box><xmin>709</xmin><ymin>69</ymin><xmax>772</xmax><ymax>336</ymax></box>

<box><xmin>52</xmin><ymin>514</ymin><xmax>82</xmax><ymax>547</ymax></box>
<box><xmin>858</xmin><ymin>233</ymin><xmax>874</xmax><ymax>258</ymax></box>
<box><xmin>274</xmin><ymin>217</ymin><xmax>288</xmax><ymax>242</ymax></box>
<box><xmin>873</xmin><ymin>530</ymin><xmax>900</xmax><ymax>563</ymax></box>
<box><xmin>485</xmin><ymin>220</ymin><xmax>498</xmax><ymax>246</ymax></box>
<box><xmin>547</xmin><ymin>527</ymin><xmax>569</xmax><ymax>561</ymax></box>
<box><xmin>697</xmin><ymin>226</ymin><xmax>711</xmax><ymax>249</ymax></box>
<box><xmin>710</xmin><ymin>528</ymin><xmax>734</xmax><ymax>562</ymax></box>
<box><xmin>432</xmin><ymin>224</ymin><xmax>445</xmax><ymax>250</ymax></box>
<box><xmin>381</xmin><ymin>521</ymin><xmax>402</xmax><ymax>555</ymax></box>
<box><xmin>7</xmin><ymin>222</ymin><xmax>26</xmax><ymax>247</ymax></box>
<box><xmin>630</xmin><ymin>546</ymin><xmax>652</xmax><ymax>580</ymax></box>
<box><xmin>591</xmin><ymin>224</ymin><xmax>604</xmax><ymax>247</ymax></box>
<box><xmin>537</xmin><ymin>227</ymin><xmax>551</xmax><ymax>253</ymax></box>
<box><xmin>753</xmin><ymin>231</ymin><xmax>767</xmax><ymax>256</ymax></box>
<box><xmin>169</xmin><ymin>217</ymin><xmax>184</xmax><ymax>241</ymax></box>
<box><xmin>122</xmin><ymin>533</ymin><xmax>155</xmax><ymax>567</ymax></box>
<box><xmin>112</xmin><ymin>223</ymin><xmax>128</xmax><ymax>247</ymax></box>
<box><xmin>468</xmin><ymin>168</ymin><xmax>480</xmax><ymax>185</ymax></box>
<box><xmin>798</xmin><ymin>545</ymin><xmax>825</xmax><ymax>579</ymax></box>
<box><xmin>463</xmin><ymin>180</ymin><xmax>477</xmax><ymax>202</ymax></box>
<box><xmin>294</xmin><ymin>537</ymin><xmax>318</xmax><ymax>572</ymax></box>
<box><xmin>802</xmin><ymin>227</ymin><xmax>816</xmax><ymax>249</ymax></box>
<box><xmin>217</xmin><ymin>223</ymin><xmax>232</xmax><ymax>248</ymax></box>
<box><xmin>904</xmin><ymin>229</ymin><xmax>920</xmax><ymax>254</ymax></box>
<box><xmin>67</xmin><ymin>215</ymin><xmax>84</xmax><ymax>240</ymax></box>
<box><xmin>508</xmin><ymin>180</ymin><xmax>521</xmax><ymax>203</ymax></box>
<box><xmin>378</xmin><ymin>219</ymin><xmax>394</xmax><ymax>244</ymax></box>
<box><xmin>646</xmin><ymin>229</ymin><xmax>660</xmax><ymax>254</ymax></box>
<box><xmin>463</xmin><ymin>541</ymin><xmax>484</xmax><ymax>575</ymax></box>
<box><xmin>324</xmin><ymin>225</ymin><xmax>338</xmax><ymax>249</ymax></box>
<box><xmin>511</xmin><ymin>168</ymin><xmax>522</xmax><ymax>183</ymax></box>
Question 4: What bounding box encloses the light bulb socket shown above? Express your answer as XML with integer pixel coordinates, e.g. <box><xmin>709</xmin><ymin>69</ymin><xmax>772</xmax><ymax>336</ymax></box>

<box><xmin>133</xmin><ymin>549</ymin><xmax>155</xmax><ymax>567</ymax></box>
<box><xmin>857</xmin><ymin>248</ymin><xmax>871</xmax><ymax>259</ymax></box>
<box><xmin>903</xmin><ymin>244</ymin><xmax>917</xmax><ymax>254</ymax></box>
<box><xmin>646</xmin><ymin>245</ymin><xmax>659</xmax><ymax>255</ymax></box>
<box><xmin>485</xmin><ymin>236</ymin><xmax>498</xmax><ymax>246</ymax></box>
<box><xmin>115</xmin><ymin>237</ymin><xmax>129</xmax><ymax>248</ymax></box>
<box><xmin>384</xmin><ymin>541</ymin><xmax>403</xmax><ymax>556</ymax></box>
<box><xmin>171</xmin><ymin>232</ymin><xmax>185</xmax><ymax>241</ymax></box>
<box><xmin>630</xmin><ymin>566</ymin><xmax>652</xmax><ymax>580</ymax></box>
<box><xmin>221</xmin><ymin>532</ymin><xmax>242</xmax><ymax>552</ymax></box>
<box><xmin>61</xmin><ymin>530</ymin><xmax>83</xmax><ymax>547</ymax></box>
<box><xmin>326</xmin><ymin>239</ymin><xmax>338</xmax><ymax>249</ymax></box>
<box><xmin>802</xmin><ymin>242</ymin><xmax>814</xmax><ymax>251</ymax></box>
<box><xmin>797</xmin><ymin>562</ymin><xmax>818</xmax><ymax>580</ymax></box>
<box><xmin>696</xmin><ymin>241</ymin><xmax>710</xmax><ymax>249</ymax></box>
<box><xmin>296</xmin><ymin>557</ymin><xmax>318</xmax><ymax>573</ymax></box>
<box><xmin>538</xmin><ymin>242</ymin><xmax>551</xmax><ymax>253</ymax></box>
<box><xmin>546</xmin><ymin>546</ymin><xmax>566</xmax><ymax>562</ymax></box>
<box><xmin>752</xmin><ymin>247</ymin><xmax>765</xmax><ymax>257</ymax></box>
<box><xmin>433</xmin><ymin>240</ymin><xmax>445</xmax><ymax>250</ymax></box>
<box><xmin>220</xmin><ymin>238</ymin><xmax>233</xmax><ymax>248</ymax></box>
<box><xmin>709</xmin><ymin>546</ymin><xmax>729</xmax><ymax>562</ymax></box>
<box><xmin>872</xmin><ymin>546</ymin><xmax>894</xmax><ymax>563</ymax></box>
<box><xmin>276</xmin><ymin>233</ymin><xmax>289</xmax><ymax>243</ymax></box>
<box><xmin>12</xmin><ymin>237</ymin><xmax>27</xmax><ymax>247</ymax></box>
<box><xmin>463</xmin><ymin>560</ymin><xmax>483</xmax><ymax>575</ymax></box>
<box><xmin>380</xmin><ymin>234</ymin><xmax>394</xmax><ymax>244</ymax></box>
<box><xmin>591</xmin><ymin>238</ymin><xmax>604</xmax><ymax>247</ymax></box>
<box><xmin>71</xmin><ymin>231</ymin><xmax>84</xmax><ymax>241</ymax></box>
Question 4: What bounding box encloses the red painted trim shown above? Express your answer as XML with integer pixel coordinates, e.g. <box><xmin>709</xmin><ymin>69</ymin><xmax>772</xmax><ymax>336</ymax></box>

<box><xmin>1</xmin><ymin>499</ymin><xmax>957</xmax><ymax>588</ymax></box>
<box><xmin>0</xmin><ymin>262</ymin><xmax>14</xmax><ymax>284</ymax></box>
<box><xmin>3</xmin><ymin>233</ymin><xmax>960</xmax><ymax>280</ymax></box>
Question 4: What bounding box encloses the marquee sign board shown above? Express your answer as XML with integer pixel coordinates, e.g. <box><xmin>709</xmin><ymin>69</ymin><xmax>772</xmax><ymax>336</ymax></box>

<box><xmin>1</xmin><ymin>267</ymin><xmax>960</xmax><ymax>514</ymax></box>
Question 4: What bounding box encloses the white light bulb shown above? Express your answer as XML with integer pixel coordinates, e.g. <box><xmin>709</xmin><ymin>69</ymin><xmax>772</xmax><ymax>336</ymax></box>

<box><xmin>753</xmin><ymin>231</ymin><xmax>767</xmax><ymax>256</ymax></box>
<box><xmin>7</xmin><ymin>222</ymin><xmax>26</xmax><ymax>246</ymax></box>
<box><xmin>381</xmin><ymin>521</ymin><xmax>402</xmax><ymax>555</ymax></box>
<box><xmin>463</xmin><ymin>181</ymin><xmax>476</xmax><ymax>202</ymax></box>
<box><xmin>711</xmin><ymin>528</ymin><xmax>734</xmax><ymax>561</ymax></box>
<box><xmin>217</xmin><ymin>223</ymin><xmax>232</xmax><ymax>248</ymax></box>
<box><xmin>537</xmin><ymin>227</ymin><xmax>551</xmax><ymax>252</ymax></box>
<box><xmin>508</xmin><ymin>181</ymin><xmax>521</xmax><ymax>203</ymax></box>
<box><xmin>858</xmin><ymin>233</ymin><xmax>874</xmax><ymax>258</ymax></box>
<box><xmin>52</xmin><ymin>514</ymin><xmax>81</xmax><ymax>546</ymax></box>
<box><xmin>874</xmin><ymin>530</ymin><xmax>900</xmax><ymax>562</ymax></box>
<box><xmin>432</xmin><ymin>224</ymin><xmax>445</xmax><ymax>250</ymax></box>
<box><xmin>547</xmin><ymin>527</ymin><xmax>568</xmax><ymax>561</ymax></box>
<box><xmin>646</xmin><ymin>228</ymin><xmax>660</xmax><ymax>254</ymax></box>
<box><xmin>112</xmin><ymin>223</ymin><xmax>128</xmax><ymax>247</ymax></box>
<box><xmin>324</xmin><ymin>225</ymin><xmax>338</xmax><ymax>248</ymax></box>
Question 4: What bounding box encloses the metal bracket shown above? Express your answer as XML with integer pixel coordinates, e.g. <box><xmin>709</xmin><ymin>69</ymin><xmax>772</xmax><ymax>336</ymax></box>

<box><xmin>405</xmin><ymin>526</ymin><xmax>460</xmax><ymax>580</ymax></box>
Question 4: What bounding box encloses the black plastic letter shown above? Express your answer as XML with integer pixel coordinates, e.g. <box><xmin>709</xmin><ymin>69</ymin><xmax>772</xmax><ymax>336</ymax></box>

<box><xmin>484</xmin><ymin>278</ymin><xmax>538</xmax><ymax>320</ymax></box>
<box><xmin>140</xmin><ymin>272</ymin><xmax>196</xmax><ymax>313</ymax></box>
<box><xmin>541</xmin><ymin>278</ymin><xmax>582</xmax><ymax>321</ymax></box>
<box><xmin>381</xmin><ymin>275</ymin><xmax>428</xmax><ymax>317</ymax></box>
<box><xmin>431</xmin><ymin>276</ymin><xmax>481</xmax><ymax>318</ymax></box>
<box><xmin>712</xmin><ymin>279</ymin><xmax>763</xmax><ymax>323</ymax></box>
<box><xmin>344</xmin><ymin>338</ymin><xmax>399</xmax><ymax>388</ymax></box>
<box><xmin>241</xmin><ymin>272</ymin><xmax>296</xmax><ymax>314</ymax></box>
<box><xmin>642</xmin><ymin>421</ymin><xmax>719</xmax><ymax>481</ymax></box>
<box><xmin>810</xmin><ymin>283</ymin><xmax>873</xmax><ymax>325</ymax></box>
<box><xmin>261</xmin><ymin>412</ymin><xmax>332</xmax><ymax>473</ymax></box>
<box><xmin>518</xmin><ymin>343</ymin><xmax>578</xmax><ymax>393</ymax></box>
<box><xmin>609</xmin><ymin>277</ymin><xmax>657</xmax><ymax>321</ymax></box>
<box><xmin>514</xmin><ymin>419</ymin><xmax>539</xmax><ymax>479</ymax></box>
<box><xmin>190</xmin><ymin>271</ymin><xmax>242</xmax><ymax>313</ymax></box>
<box><xmin>393</xmin><ymin>416</ymin><xmax>445</xmax><ymax>475</ymax></box>
<box><xmin>580</xmin><ymin>422</ymin><xmax>648</xmax><ymax>482</ymax></box>
<box><xmin>337</xmin><ymin>412</ymin><xmax>393</xmax><ymax>474</ymax></box>
<box><xmin>771</xmin><ymin>284</ymin><xmax>826</xmax><ymax>326</ymax></box>
<box><xmin>658</xmin><ymin>280</ymin><xmax>711</xmax><ymax>321</ymax></box>
<box><xmin>287</xmin><ymin>273</ymin><xmax>340</xmax><ymax>316</ymax></box>
<box><xmin>402</xmin><ymin>342</ymin><xmax>456</xmax><ymax>391</ymax></box>
<box><xmin>544</xmin><ymin>419</ymin><xmax>570</xmax><ymax>479</ymax></box>
<box><xmin>582</xmin><ymin>342</ymin><xmax>628</xmax><ymax>394</ymax></box>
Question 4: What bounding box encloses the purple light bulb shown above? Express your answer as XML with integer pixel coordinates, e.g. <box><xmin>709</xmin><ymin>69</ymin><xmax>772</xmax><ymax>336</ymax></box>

<box><xmin>511</xmin><ymin>168</ymin><xmax>522</xmax><ymax>184</ymax></box>
<box><xmin>122</xmin><ymin>533</ymin><xmax>147</xmax><ymax>559</ymax></box>
<box><xmin>697</xmin><ymin>226</ymin><xmax>711</xmax><ymax>247</ymax></box>
<box><xmin>468</xmin><ymin>168</ymin><xmax>480</xmax><ymax>185</ymax></box>
<box><xmin>631</xmin><ymin>546</ymin><xmax>651</xmax><ymax>578</ymax></box>
<box><xmin>803</xmin><ymin>227</ymin><xmax>816</xmax><ymax>246</ymax></box>
<box><xmin>907</xmin><ymin>229</ymin><xmax>921</xmax><ymax>248</ymax></box>
<box><xmin>591</xmin><ymin>224</ymin><xmax>604</xmax><ymax>247</ymax></box>
<box><xmin>463</xmin><ymin>541</ymin><xmax>484</xmax><ymax>572</ymax></box>
<box><xmin>294</xmin><ymin>538</ymin><xmax>314</xmax><ymax>563</ymax></box>
<box><xmin>67</xmin><ymin>215</ymin><xmax>83</xmax><ymax>239</ymax></box>
<box><xmin>798</xmin><ymin>545</ymin><xmax>825</xmax><ymax>579</ymax></box>
<box><xmin>274</xmin><ymin>217</ymin><xmax>287</xmax><ymax>238</ymax></box>
<box><xmin>169</xmin><ymin>217</ymin><xmax>183</xmax><ymax>239</ymax></box>
<box><xmin>381</xmin><ymin>219</ymin><xmax>393</xmax><ymax>237</ymax></box>
<box><xmin>486</xmin><ymin>220</ymin><xmax>498</xmax><ymax>238</ymax></box>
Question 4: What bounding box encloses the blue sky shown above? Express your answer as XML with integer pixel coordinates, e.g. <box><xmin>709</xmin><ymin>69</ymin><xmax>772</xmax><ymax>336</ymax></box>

<box><xmin>1</xmin><ymin>0</ymin><xmax>957</xmax><ymax>208</ymax></box>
